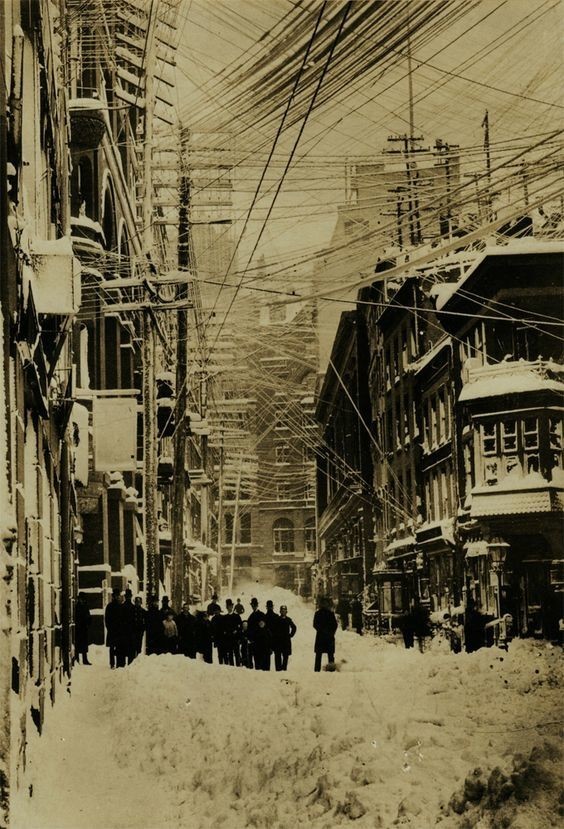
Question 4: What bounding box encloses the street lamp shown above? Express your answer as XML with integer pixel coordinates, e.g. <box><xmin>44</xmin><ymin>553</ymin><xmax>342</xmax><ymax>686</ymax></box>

<box><xmin>489</xmin><ymin>539</ymin><xmax>509</xmax><ymax>621</ymax></box>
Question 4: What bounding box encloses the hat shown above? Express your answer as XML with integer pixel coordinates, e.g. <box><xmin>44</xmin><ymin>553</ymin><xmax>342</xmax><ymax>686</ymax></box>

<box><xmin>266</xmin><ymin>600</ymin><xmax>274</xmax><ymax>609</ymax></box>
<box><xmin>112</xmin><ymin>588</ymin><xmax>121</xmax><ymax>597</ymax></box>
<box><xmin>250</xmin><ymin>597</ymin><xmax>258</xmax><ymax>606</ymax></box>
<box><xmin>226</xmin><ymin>598</ymin><xmax>233</xmax><ymax>606</ymax></box>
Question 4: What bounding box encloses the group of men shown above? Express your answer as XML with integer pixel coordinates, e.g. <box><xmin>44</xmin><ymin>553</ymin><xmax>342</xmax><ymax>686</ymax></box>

<box><xmin>99</xmin><ymin>591</ymin><xmax>298</xmax><ymax>672</ymax></box>
<box><xmin>174</xmin><ymin>595</ymin><xmax>298</xmax><ymax>672</ymax></box>
<box><xmin>103</xmin><ymin>588</ymin><xmax>149</xmax><ymax>668</ymax></box>
<box><xmin>78</xmin><ymin>588</ymin><xmax>339</xmax><ymax>673</ymax></box>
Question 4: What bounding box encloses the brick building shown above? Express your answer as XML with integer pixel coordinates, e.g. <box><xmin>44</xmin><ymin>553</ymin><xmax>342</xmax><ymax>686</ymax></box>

<box><xmin>315</xmin><ymin>311</ymin><xmax>375</xmax><ymax>605</ymax></box>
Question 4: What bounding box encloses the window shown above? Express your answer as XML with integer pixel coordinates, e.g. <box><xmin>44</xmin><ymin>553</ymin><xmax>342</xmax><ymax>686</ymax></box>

<box><xmin>303</xmin><ymin>443</ymin><xmax>315</xmax><ymax>463</ymax></box>
<box><xmin>275</xmin><ymin>443</ymin><xmax>290</xmax><ymax>464</ymax></box>
<box><xmin>474</xmin><ymin>323</ymin><xmax>486</xmax><ymax>363</ymax></box>
<box><xmin>523</xmin><ymin>417</ymin><xmax>539</xmax><ymax>473</ymax></box>
<box><xmin>502</xmin><ymin>419</ymin><xmax>517</xmax><ymax>453</ymax></box>
<box><xmin>401</xmin><ymin>331</ymin><xmax>409</xmax><ymax>371</ymax></box>
<box><xmin>549</xmin><ymin>416</ymin><xmax>563</xmax><ymax>471</ymax></box>
<box><xmin>273</xmin><ymin>518</ymin><xmax>295</xmax><ymax>553</ymax></box>
<box><xmin>482</xmin><ymin>423</ymin><xmax>497</xmax><ymax>456</ymax></box>
<box><xmin>240</xmin><ymin>513</ymin><xmax>251</xmax><ymax>544</ymax></box>
<box><xmin>439</xmin><ymin>391</ymin><xmax>447</xmax><ymax>442</ymax></box>
<box><xmin>305</xmin><ymin>517</ymin><xmax>316</xmax><ymax>553</ymax></box>
<box><xmin>277</xmin><ymin>482</ymin><xmax>291</xmax><ymax>501</ymax></box>
<box><xmin>393</xmin><ymin>344</ymin><xmax>400</xmax><ymax>380</ymax></box>
<box><xmin>403</xmin><ymin>396</ymin><xmax>410</xmax><ymax>441</ymax></box>
<box><xmin>274</xmin><ymin>401</ymin><xmax>286</xmax><ymax>430</ymax></box>
<box><xmin>463</xmin><ymin>440</ymin><xmax>473</xmax><ymax>497</ymax></box>
<box><xmin>269</xmin><ymin>305</ymin><xmax>286</xmax><ymax>324</ymax></box>
<box><xmin>225</xmin><ymin>513</ymin><xmax>233</xmax><ymax>544</ymax></box>
<box><xmin>430</xmin><ymin>397</ymin><xmax>438</xmax><ymax>447</ymax></box>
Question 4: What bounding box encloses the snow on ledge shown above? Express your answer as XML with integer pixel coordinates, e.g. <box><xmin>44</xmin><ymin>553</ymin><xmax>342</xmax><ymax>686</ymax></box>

<box><xmin>460</xmin><ymin>359</ymin><xmax>564</xmax><ymax>402</ymax></box>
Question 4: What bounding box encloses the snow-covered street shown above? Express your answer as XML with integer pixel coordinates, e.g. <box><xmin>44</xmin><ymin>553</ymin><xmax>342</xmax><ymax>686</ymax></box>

<box><xmin>13</xmin><ymin>587</ymin><xmax>563</xmax><ymax>829</ymax></box>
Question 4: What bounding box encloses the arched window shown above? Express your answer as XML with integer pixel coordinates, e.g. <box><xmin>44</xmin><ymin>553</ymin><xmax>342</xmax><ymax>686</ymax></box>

<box><xmin>273</xmin><ymin>518</ymin><xmax>294</xmax><ymax>553</ymax></box>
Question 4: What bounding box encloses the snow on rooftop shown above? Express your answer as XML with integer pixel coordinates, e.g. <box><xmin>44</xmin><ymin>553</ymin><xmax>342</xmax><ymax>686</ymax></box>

<box><xmin>459</xmin><ymin>359</ymin><xmax>564</xmax><ymax>402</ymax></box>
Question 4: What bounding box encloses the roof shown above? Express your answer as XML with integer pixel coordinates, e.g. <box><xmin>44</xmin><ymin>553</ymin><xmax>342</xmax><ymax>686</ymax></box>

<box><xmin>470</xmin><ymin>471</ymin><xmax>564</xmax><ymax>517</ymax></box>
<box><xmin>434</xmin><ymin>240</ymin><xmax>564</xmax><ymax>313</ymax></box>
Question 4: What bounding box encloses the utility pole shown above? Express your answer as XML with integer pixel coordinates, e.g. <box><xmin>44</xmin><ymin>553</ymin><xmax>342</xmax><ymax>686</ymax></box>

<box><xmin>482</xmin><ymin>110</ymin><xmax>493</xmax><ymax>221</ymax></box>
<box><xmin>142</xmin><ymin>2</ymin><xmax>159</xmax><ymax>603</ymax></box>
<box><xmin>216</xmin><ymin>433</ymin><xmax>224</xmax><ymax>591</ymax></box>
<box><xmin>171</xmin><ymin>127</ymin><xmax>190</xmax><ymax>613</ymax></box>
<box><xmin>199</xmin><ymin>373</ymin><xmax>209</xmax><ymax>549</ymax></box>
<box><xmin>228</xmin><ymin>455</ymin><xmax>243</xmax><ymax>595</ymax></box>
<box><xmin>435</xmin><ymin>138</ymin><xmax>455</xmax><ymax>239</ymax></box>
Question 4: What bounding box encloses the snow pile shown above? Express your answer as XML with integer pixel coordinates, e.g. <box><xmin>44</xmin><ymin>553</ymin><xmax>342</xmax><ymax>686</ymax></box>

<box><xmin>12</xmin><ymin>585</ymin><xmax>563</xmax><ymax>829</ymax></box>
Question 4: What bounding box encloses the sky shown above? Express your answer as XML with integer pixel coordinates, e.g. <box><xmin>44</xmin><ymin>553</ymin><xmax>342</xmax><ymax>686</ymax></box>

<box><xmin>171</xmin><ymin>0</ymin><xmax>562</xmax><ymax>276</ymax></box>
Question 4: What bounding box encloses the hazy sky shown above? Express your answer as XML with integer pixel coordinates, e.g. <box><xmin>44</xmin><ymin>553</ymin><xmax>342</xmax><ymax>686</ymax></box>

<box><xmin>173</xmin><ymin>0</ymin><xmax>562</xmax><ymax>271</ymax></box>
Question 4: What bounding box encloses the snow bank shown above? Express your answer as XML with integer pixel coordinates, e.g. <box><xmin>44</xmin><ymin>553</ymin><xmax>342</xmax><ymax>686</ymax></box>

<box><xmin>12</xmin><ymin>585</ymin><xmax>563</xmax><ymax>829</ymax></box>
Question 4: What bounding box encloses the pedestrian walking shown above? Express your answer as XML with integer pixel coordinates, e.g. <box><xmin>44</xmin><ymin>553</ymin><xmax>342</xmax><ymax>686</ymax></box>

<box><xmin>313</xmin><ymin>596</ymin><xmax>338</xmax><ymax>672</ymax></box>
<box><xmin>351</xmin><ymin>597</ymin><xmax>363</xmax><ymax>635</ymax></box>
<box><xmin>275</xmin><ymin>605</ymin><xmax>296</xmax><ymax>671</ymax></box>
<box><xmin>195</xmin><ymin>610</ymin><xmax>213</xmax><ymax>663</ymax></box>
<box><xmin>132</xmin><ymin>596</ymin><xmax>147</xmax><ymax>658</ymax></box>
<box><xmin>162</xmin><ymin>610</ymin><xmax>178</xmax><ymax>654</ymax></box>
<box><xmin>75</xmin><ymin>592</ymin><xmax>92</xmax><ymax>665</ymax></box>
<box><xmin>104</xmin><ymin>587</ymin><xmax>122</xmax><ymax>669</ymax></box>
<box><xmin>234</xmin><ymin>597</ymin><xmax>245</xmax><ymax>615</ymax></box>
<box><xmin>176</xmin><ymin>603</ymin><xmax>197</xmax><ymax>658</ymax></box>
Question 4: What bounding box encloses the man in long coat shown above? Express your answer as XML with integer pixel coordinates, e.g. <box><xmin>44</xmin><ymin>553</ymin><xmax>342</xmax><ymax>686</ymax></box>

<box><xmin>275</xmin><ymin>605</ymin><xmax>297</xmax><ymax>671</ymax></box>
<box><xmin>313</xmin><ymin>597</ymin><xmax>338</xmax><ymax>672</ymax></box>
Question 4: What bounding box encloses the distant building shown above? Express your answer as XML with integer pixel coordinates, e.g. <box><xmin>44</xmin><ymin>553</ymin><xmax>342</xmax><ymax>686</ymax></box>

<box><xmin>315</xmin><ymin>311</ymin><xmax>375</xmax><ymax>605</ymax></box>
<box><xmin>208</xmin><ymin>279</ymin><xmax>319</xmax><ymax>595</ymax></box>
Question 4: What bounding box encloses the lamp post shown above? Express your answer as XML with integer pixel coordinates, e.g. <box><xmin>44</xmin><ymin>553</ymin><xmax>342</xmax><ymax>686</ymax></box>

<box><xmin>489</xmin><ymin>540</ymin><xmax>509</xmax><ymax>621</ymax></box>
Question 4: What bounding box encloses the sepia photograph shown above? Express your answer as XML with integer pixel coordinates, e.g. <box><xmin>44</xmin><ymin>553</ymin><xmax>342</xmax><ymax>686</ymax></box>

<box><xmin>0</xmin><ymin>1</ymin><xmax>562</xmax><ymax>827</ymax></box>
